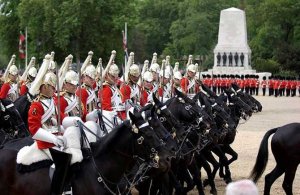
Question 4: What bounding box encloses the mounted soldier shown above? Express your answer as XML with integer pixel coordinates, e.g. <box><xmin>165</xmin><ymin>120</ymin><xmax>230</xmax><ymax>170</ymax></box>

<box><xmin>54</xmin><ymin>55</ymin><xmax>80</xmax><ymax>120</ymax></box>
<box><xmin>120</xmin><ymin>52</ymin><xmax>141</xmax><ymax>110</ymax></box>
<box><xmin>149</xmin><ymin>52</ymin><xmax>160</xmax><ymax>95</ymax></box>
<box><xmin>19</xmin><ymin>57</ymin><xmax>37</xmax><ymax>96</ymax></box>
<box><xmin>139</xmin><ymin>60</ymin><xmax>154</xmax><ymax>106</ymax></box>
<box><xmin>158</xmin><ymin>59</ymin><xmax>172</xmax><ymax>102</ymax></box>
<box><xmin>172</xmin><ymin>62</ymin><xmax>183</xmax><ymax>93</ymax></box>
<box><xmin>0</xmin><ymin>55</ymin><xmax>19</xmax><ymax>101</ymax></box>
<box><xmin>26</xmin><ymin>54</ymin><xmax>82</xmax><ymax>195</ymax></box>
<box><xmin>76</xmin><ymin>51</ymin><xmax>96</xmax><ymax>121</ymax></box>
<box><xmin>180</xmin><ymin>55</ymin><xmax>199</xmax><ymax>99</ymax></box>
<box><xmin>95</xmin><ymin>50</ymin><xmax>125</xmax><ymax>132</ymax></box>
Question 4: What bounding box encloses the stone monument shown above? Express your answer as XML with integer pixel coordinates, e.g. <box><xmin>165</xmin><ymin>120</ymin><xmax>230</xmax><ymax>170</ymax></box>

<box><xmin>208</xmin><ymin>7</ymin><xmax>256</xmax><ymax>74</ymax></box>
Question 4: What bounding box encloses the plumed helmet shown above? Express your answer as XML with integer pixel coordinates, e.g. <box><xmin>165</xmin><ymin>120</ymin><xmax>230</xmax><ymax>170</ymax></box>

<box><xmin>43</xmin><ymin>71</ymin><xmax>57</xmax><ymax>88</ymax></box>
<box><xmin>28</xmin><ymin>67</ymin><xmax>37</xmax><ymax>78</ymax></box>
<box><xmin>173</xmin><ymin>71</ymin><xmax>182</xmax><ymax>80</ymax></box>
<box><xmin>159</xmin><ymin>69</ymin><xmax>171</xmax><ymax>79</ymax></box>
<box><xmin>65</xmin><ymin>70</ymin><xmax>79</xmax><ymax>86</ymax></box>
<box><xmin>8</xmin><ymin>65</ymin><xmax>18</xmax><ymax>76</ymax></box>
<box><xmin>143</xmin><ymin>71</ymin><xmax>153</xmax><ymax>82</ymax></box>
<box><xmin>48</xmin><ymin>51</ymin><xmax>56</xmax><ymax>71</ymax></box>
<box><xmin>48</xmin><ymin>61</ymin><xmax>56</xmax><ymax>71</ymax></box>
<box><xmin>108</xmin><ymin>64</ymin><xmax>119</xmax><ymax>77</ymax></box>
<box><xmin>187</xmin><ymin>64</ymin><xmax>197</xmax><ymax>73</ymax></box>
<box><xmin>83</xmin><ymin>65</ymin><xmax>96</xmax><ymax>79</ymax></box>
<box><xmin>149</xmin><ymin>63</ymin><xmax>160</xmax><ymax>73</ymax></box>
<box><xmin>129</xmin><ymin>64</ymin><xmax>140</xmax><ymax>77</ymax></box>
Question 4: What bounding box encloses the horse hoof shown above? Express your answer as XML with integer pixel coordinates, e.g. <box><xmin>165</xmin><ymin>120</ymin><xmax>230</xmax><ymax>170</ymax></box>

<box><xmin>203</xmin><ymin>179</ymin><xmax>209</xmax><ymax>187</ymax></box>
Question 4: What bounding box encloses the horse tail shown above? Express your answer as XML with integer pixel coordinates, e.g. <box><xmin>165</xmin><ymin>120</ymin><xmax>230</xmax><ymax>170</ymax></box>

<box><xmin>249</xmin><ymin>127</ymin><xmax>277</xmax><ymax>183</ymax></box>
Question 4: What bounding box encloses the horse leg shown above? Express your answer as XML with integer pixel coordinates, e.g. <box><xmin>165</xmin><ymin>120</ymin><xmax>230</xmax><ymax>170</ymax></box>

<box><xmin>282</xmin><ymin>163</ymin><xmax>298</xmax><ymax>195</ymax></box>
<box><xmin>218</xmin><ymin>144</ymin><xmax>238</xmax><ymax>180</ymax></box>
<box><xmin>212</xmin><ymin>146</ymin><xmax>232</xmax><ymax>183</ymax></box>
<box><xmin>221</xmin><ymin>145</ymin><xmax>238</xmax><ymax>166</ymax></box>
<box><xmin>197</xmin><ymin>154</ymin><xmax>217</xmax><ymax>195</ymax></box>
<box><xmin>203</xmin><ymin>150</ymin><xmax>220</xmax><ymax>180</ymax></box>
<box><xmin>264</xmin><ymin>165</ymin><xmax>284</xmax><ymax>195</ymax></box>
<box><xmin>188</xmin><ymin>161</ymin><xmax>205</xmax><ymax>195</ymax></box>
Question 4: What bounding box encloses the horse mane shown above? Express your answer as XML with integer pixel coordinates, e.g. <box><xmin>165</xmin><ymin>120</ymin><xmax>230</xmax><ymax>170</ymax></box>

<box><xmin>92</xmin><ymin>120</ymin><xmax>132</xmax><ymax>156</ymax></box>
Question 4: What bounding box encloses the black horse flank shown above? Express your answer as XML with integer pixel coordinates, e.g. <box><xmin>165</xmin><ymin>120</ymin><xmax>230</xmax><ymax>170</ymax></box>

<box><xmin>0</xmin><ymin>111</ymin><xmax>171</xmax><ymax>195</ymax></box>
<box><xmin>250</xmin><ymin>123</ymin><xmax>300</xmax><ymax>195</ymax></box>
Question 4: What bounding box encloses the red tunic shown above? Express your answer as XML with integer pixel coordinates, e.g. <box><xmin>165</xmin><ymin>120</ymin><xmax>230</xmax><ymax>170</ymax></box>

<box><xmin>53</xmin><ymin>95</ymin><xmax>68</xmax><ymax>121</ymax></box>
<box><xmin>120</xmin><ymin>84</ymin><xmax>131</xmax><ymax>103</ymax></box>
<box><xmin>19</xmin><ymin>83</ymin><xmax>28</xmax><ymax>96</ymax></box>
<box><xmin>75</xmin><ymin>87</ymin><xmax>90</xmax><ymax>121</ymax></box>
<box><xmin>101</xmin><ymin>84</ymin><xmax>126</xmax><ymax>120</ymax></box>
<box><xmin>0</xmin><ymin>82</ymin><xmax>11</xmax><ymax>99</ymax></box>
<box><xmin>261</xmin><ymin>80</ymin><xmax>267</xmax><ymax>88</ymax></box>
<box><xmin>28</xmin><ymin>101</ymin><xmax>55</xmax><ymax>149</ymax></box>
<box><xmin>180</xmin><ymin>77</ymin><xmax>199</xmax><ymax>94</ymax></box>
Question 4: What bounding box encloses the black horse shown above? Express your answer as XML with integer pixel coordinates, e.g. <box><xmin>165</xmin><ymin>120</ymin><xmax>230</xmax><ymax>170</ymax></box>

<box><xmin>0</xmin><ymin>98</ymin><xmax>29</xmax><ymax>146</ymax></box>
<box><xmin>14</xmin><ymin>93</ymin><xmax>35</xmax><ymax>128</ymax></box>
<box><xmin>250</xmin><ymin>123</ymin><xmax>300</xmax><ymax>195</ymax></box>
<box><xmin>0</xmin><ymin>111</ymin><xmax>171</xmax><ymax>195</ymax></box>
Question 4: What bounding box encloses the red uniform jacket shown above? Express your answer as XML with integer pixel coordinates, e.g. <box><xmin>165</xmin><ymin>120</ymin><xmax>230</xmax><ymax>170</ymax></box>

<box><xmin>180</xmin><ymin>77</ymin><xmax>199</xmax><ymax>94</ymax></box>
<box><xmin>53</xmin><ymin>94</ymin><xmax>68</xmax><ymax>121</ymax></box>
<box><xmin>120</xmin><ymin>84</ymin><xmax>132</xmax><ymax>103</ymax></box>
<box><xmin>261</xmin><ymin>80</ymin><xmax>267</xmax><ymax>88</ymax></box>
<box><xmin>19</xmin><ymin>83</ymin><xmax>28</xmax><ymax>96</ymax></box>
<box><xmin>28</xmin><ymin>101</ymin><xmax>63</xmax><ymax>149</ymax></box>
<box><xmin>75</xmin><ymin>87</ymin><xmax>90</xmax><ymax>121</ymax></box>
<box><xmin>0</xmin><ymin>82</ymin><xmax>11</xmax><ymax>99</ymax></box>
<box><xmin>101</xmin><ymin>84</ymin><xmax>126</xmax><ymax>120</ymax></box>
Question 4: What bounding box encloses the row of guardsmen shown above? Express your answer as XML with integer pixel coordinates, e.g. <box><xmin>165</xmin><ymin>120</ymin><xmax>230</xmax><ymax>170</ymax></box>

<box><xmin>1</xmin><ymin>51</ymin><xmax>299</xmax><ymax>195</ymax></box>
<box><xmin>1</xmin><ymin>52</ymin><xmax>300</xmax><ymax>131</ymax></box>
<box><xmin>0</xmin><ymin>52</ymin><xmax>202</xmax><ymax>131</ymax></box>
<box><xmin>201</xmin><ymin>74</ymin><xmax>300</xmax><ymax>97</ymax></box>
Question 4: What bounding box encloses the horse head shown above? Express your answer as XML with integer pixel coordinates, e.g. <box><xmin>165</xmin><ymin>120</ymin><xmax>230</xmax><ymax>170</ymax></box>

<box><xmin>0</xmin><ymin>99</ymin><xmax>29</xmax><ymax>138</ymax></box>
<box><xmin>128</xmin><ymin>110</ymin><xmax>171</xmax><ymax>172</ymax></box>
<box><xmin>152</xmin><ymin>93</ymin><xmax>185</xmax><ymax>142</ymax></box>
<box><xmin>140</xmin><ymin>107</ymin><xmax>178</xmax><ymax>158</ymax></box>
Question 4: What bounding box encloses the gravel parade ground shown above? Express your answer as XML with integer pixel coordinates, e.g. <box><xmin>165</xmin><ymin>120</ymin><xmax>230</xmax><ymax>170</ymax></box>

<box><xmin>196</xmin><ymin>95</ymin><xmax>300</xmax><ymax>195</ymax></box>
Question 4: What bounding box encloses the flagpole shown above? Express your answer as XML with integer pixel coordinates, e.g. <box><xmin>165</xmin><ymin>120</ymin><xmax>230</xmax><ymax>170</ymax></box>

<box><xmin>25</xmin><ymin>27</ymin><xmax>28</xmax><ymax>68</ymax></box>
<box><xmin>124</xmin><ymin>22</ymin><xmax>128</xmax><ymax>66</ymax></box>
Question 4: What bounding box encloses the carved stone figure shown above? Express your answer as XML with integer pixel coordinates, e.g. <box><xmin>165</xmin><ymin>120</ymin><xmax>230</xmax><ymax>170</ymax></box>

<box><xmin>222</xmin><ymin>52</ymin><xmax>227</xmax><ymax>66</ymax></box>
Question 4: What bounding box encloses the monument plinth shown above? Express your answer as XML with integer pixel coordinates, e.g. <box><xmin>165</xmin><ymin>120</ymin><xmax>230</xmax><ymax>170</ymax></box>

<box><xmin>209</xmin><ymin>7</ymin><xmax>255</xmax><ymax>74</ymax></box>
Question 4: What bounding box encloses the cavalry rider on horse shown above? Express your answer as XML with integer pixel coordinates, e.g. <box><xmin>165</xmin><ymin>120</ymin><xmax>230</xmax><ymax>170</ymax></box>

<box><xmin>19</xmin><ymin>57</ymin><xmax>37</xmax><ymax>96</ymax></box>
<box><xmin>0</xmin><ymin>55</ymin><xmax>19</xmax><ymax>101</ymax></box>
<box><xmin>76</xmin><ymin>51</ymin><xmax>97</xmax><ymax>121</ymax></box>
<box><xmin>149</xmin><ymin>52</ymin><xmax>160</xmax><ymax>95</ymax></box>
<box><xmin>121</xmin><ymin>52</ymin><xmax>142</xmax><ymax>111</ymax></box>
<box><xmin>96</xmin><ymin>50</ymin><xmax>125</xmax><ymax>132</ymax></box>
<box><xmin>180</xmin><ymin>55</ymin><xmax>199</xmax><ymax>99</ymax></box>
<box><xmin>27</xmin><ymin>54</ymin><xmax>81</xmax><ymax>195</ymax></box>
<box><xmin>172</xmin><ymin>62</ymin><xmax>183</xmax><ymax>93</ymax></box>
<box><xmin>139</xmin><ymin>60</ymin><xmax>154</xmax><ymax>106</ymax></box>
<box><xmin>158</xmin><ymin>59</ymin><xmax>172</xmax><ymax>102</ymax></box>
<box><xmin>54</xmin><ymin>55</ymin><xmax>80</xmax><ymax>119</ymax></box>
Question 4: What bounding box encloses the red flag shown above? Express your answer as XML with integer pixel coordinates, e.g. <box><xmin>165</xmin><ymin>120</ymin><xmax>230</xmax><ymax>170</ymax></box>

<box><xmin>19</xmin><ymin>31</ymin><xmax>25</xmax><ymax>59</ymax></box>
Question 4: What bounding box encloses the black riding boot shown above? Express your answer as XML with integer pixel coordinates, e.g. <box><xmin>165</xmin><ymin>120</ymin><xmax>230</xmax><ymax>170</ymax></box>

<box><xmin>49</xmin><ymin>148</ymin><xmax>72</xmax><ymax>195</ymax></box>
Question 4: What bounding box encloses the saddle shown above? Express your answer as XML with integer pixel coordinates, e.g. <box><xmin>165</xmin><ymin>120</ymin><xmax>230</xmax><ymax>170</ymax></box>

<box><xmin>16</xmin><ymin>142</ymin><xmax>52</xmax><ymax>173</ymax></box>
